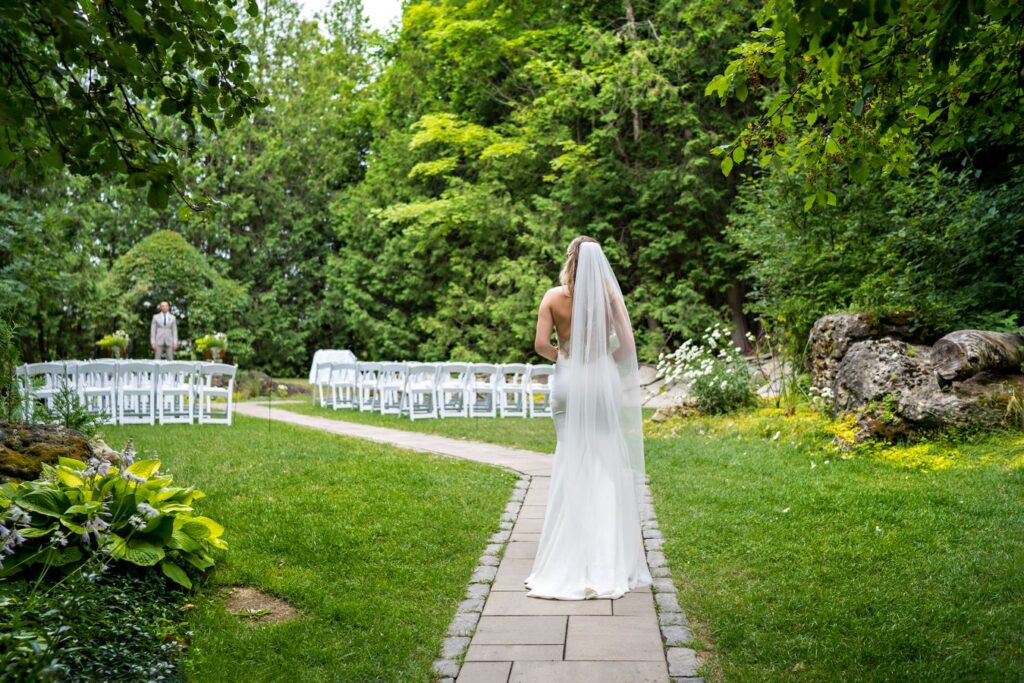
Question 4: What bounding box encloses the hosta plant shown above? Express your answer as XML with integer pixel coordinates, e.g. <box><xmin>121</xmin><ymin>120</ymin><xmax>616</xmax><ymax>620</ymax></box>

<box><xmin>0</xmin><ymin>443</ymin><xmax>225</xmax><ymax>589</ymax></box>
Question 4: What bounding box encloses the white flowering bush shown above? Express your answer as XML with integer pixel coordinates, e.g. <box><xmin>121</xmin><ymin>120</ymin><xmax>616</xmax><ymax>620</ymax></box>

<box><xmin>657</xmin><ymin>324</ymin><xmax>755</xmax><ymax>414</ymax></box>
<box><xmin>0</xmin><ymin>442</ymin><xmax>225</xmax><ymax>588</ymax></box>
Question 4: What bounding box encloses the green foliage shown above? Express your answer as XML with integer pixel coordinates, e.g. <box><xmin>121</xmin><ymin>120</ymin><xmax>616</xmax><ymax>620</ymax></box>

<box><xmin>195</xmin><ymin>332</ymin><xmax>228</xmax><ymax>352</ymax></box>
<box><xmin>0</xmin><ymin>444</ymin><xmax>226</xmax><ymax>588</ymax></box>
<box><xmin>321</xmin><ymin>0</ymin><xmax>759</xmax><ymax>363</ymax></box>
<box><xmin>5</xmin><ymin>0</ymin><xmax>1020</xmax><ymax>375</ymax></box>
<box><xmin>35</xmin><ymin>383</ymin><xmax>106</xmax><ymax>438</ymax></box>
<box><xmin>0</xmin><ymin>180</ymin><xmax>102</xmax><ymax>363</ymax></box>
<box><xmin>0</xmin><ymin>570</ymin><xmax>186</xmax><ymax>682</ymax></box>
<box><xmin>728</xmin><ymin>164</ymin><xmax>1024</xmax><ymax>352</ymax></box>
<box><xmin>0</xmin><ymin>317</ymin><xmax>21</xmax><ymax>422</ymax></box>
<box><xmin>708</xmin><ymin>0</ymin><xmax>1024</xmax><ymax>200</ymax></box>
<box><xmin>100</xmin><ymin>230</ymin><xmax>251</xmax><ymax>362</ymax></box>
<box><xmin>0</xmin><ymin>0</ymin><xmax>263</xmax><ymax>204</ymax></box>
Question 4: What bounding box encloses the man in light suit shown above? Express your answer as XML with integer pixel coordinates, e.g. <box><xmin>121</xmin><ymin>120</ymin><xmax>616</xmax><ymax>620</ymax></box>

<box><xmin>150</xmin><ymin>301</ymin><xmax>178</xmax><ymax>360</ymax></box>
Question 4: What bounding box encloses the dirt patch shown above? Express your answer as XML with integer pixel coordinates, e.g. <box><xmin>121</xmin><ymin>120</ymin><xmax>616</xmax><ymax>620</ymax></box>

<box><xmin>223</xmin><ymin>586</ymin><xmax>299</xmax><ymax>624</ymax></box>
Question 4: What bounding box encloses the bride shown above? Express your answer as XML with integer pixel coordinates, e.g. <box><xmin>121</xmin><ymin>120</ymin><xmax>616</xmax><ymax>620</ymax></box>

<box><xmin>525</xmin><ymin>236</ymin><xmax>652</xmax><ymax>600</ymax></box>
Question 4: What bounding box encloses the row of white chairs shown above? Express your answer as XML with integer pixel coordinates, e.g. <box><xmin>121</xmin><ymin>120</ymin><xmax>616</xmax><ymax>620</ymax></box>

<box><xmin>17</xmin><ymin>360</ymin><xmax>237</xmax><ymax>426</ymax></box>
<box><xmin>312</xmin><ymin>362</ymin><xmax>555</xmax><ymax>420</ymax></box>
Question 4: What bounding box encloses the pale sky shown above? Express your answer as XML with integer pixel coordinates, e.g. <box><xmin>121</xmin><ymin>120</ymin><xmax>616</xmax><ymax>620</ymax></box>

<box><xmin>298</xmin><ymin>0</ymin><xmax>403</xmax><ymax>31</ymax></box>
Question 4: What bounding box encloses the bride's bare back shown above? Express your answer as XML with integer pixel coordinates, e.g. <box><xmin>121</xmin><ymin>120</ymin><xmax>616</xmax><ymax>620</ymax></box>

<box><xmin>534</xmin><ymin>285</ymin><xmax>572</xmax><ymax>361</ymax></box>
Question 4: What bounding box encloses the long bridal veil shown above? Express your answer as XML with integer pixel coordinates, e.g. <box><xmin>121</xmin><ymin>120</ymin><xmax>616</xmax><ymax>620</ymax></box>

<box><xmin>525</xmin><ymin>242</ymin><xmax>651</xmax><ymax>600</ymax></box>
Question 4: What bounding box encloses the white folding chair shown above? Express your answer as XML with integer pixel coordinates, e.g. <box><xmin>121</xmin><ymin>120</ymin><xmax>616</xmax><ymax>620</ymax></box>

<box><xmin>75</xmin><ymin>361</ymin><xmax>117</xmax><ymax>424</ymax></box>
<box><xmin>468</xmin><ymin>363</ymin><xmax>499</xmax><ymax>418</ymax></box>
<box><xmin>197</xmin><ymin>363</ymin><xmax>236</xmax><ymax>425</ymax></box>
<box><xmin>526</xmin><ymin>364</ymin><xmax>554</xmax><ymax>418</ymax></box>
<box><xmin>22</xmin><ymin>362</ymin><xmax>71</xmax><ymax>420</ymax></box>
<box><xmin>498</xmin><ymin>363</ymin><xmax>530</xmax><ymax>418</ymax></box>
<box><xmin>118</xmin><ymin>362</ymin><xmax>156</xmax><ymax>425</ymax></box>
<box><xmin>404</xmin><ymin>363</ymin><xmax>440</xmax><ymax>420</ymax></box>
<box><xmin>379</xmin><ymin>363</ymin><xmax>407</xmax><ymax>416</ymax></box>
<box><xmin>329</xmin><ymin>362</ymin><xmax>359</xmax><ymax>410</ymax></box>
<box><xmin>436</xmin><ymin>363</ymin><xmax>470</xmax><ymax>418</ymax></box>
<box><xmin>157</xmin><ymin>362</ymin><xmax>198</xmax><ymax>424</ymax></box>
<box><xmin>357</xmin><ymin>362</ymin><xmax>382</xmax><ymax>412</ymax></box>
<box><xmin>313</xmin><ymin>362</ymin><xmax>333</xmax><ymax>407</ymax></box>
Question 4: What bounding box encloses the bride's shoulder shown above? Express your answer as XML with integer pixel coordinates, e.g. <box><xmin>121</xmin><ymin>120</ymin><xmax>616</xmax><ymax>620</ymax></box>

<box><xmin>544</xmin><ymin>285</ymin><xmax>569</xmax><ymax>299</ymax></box>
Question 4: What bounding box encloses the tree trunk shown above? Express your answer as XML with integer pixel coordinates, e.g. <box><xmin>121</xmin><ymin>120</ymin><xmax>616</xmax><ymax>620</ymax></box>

<box><xmin>725</xmin><ymin>282</ymin><xmax>752</xmax><ymax>352</ymax></box>
<box><xmin>624</xmin><ymin>1</ymin><xmax>642</xmax><ymax>142</ymax></box>
<box><xmin>931</xmin><ymin>330</ymin><xmax>1024</xmax><ymax>383</ymax></box>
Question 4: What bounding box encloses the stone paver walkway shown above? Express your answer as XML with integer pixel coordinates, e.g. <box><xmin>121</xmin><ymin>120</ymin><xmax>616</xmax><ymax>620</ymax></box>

<box><xmin>235</xmin><ymin>403</ymin><xmax>693</xmax><ymax>683</ymax></box>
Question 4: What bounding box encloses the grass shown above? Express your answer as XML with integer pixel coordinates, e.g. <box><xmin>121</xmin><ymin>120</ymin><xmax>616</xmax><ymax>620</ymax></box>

<box><xmin>645</xmin><ymin>407</ymin><xmax>1024</xmax><ymax>681</ymax></box>
<box><xmin>275</xmin><ymin>399</ymin><xmax>559</xmax><ymax>453</ymax></box>
<box><xmin>101</xmin><ymin>415</ymin><xmax>515</xmax><ymax>682</ymax></box>
<box><xmin>291</xmin><ymin>400</ymin><xmax>1024</xmax><ymax>680</ymax></box>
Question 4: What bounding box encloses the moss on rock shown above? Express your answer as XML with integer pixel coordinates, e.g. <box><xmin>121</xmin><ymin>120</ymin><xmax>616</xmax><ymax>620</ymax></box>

<box><xmin>0</xmin><ymin>422</ymin><xmax>93</xmax><ymax>482</ymax></box>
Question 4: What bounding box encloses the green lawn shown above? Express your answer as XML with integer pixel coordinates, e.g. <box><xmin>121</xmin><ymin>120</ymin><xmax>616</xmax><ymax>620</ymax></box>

<box><xmin>101</xmin><ymin>415</ymin><xmax>515</xmax><ymax>682</ymax></box>
<box><xmin>277</xmin><ymin>400</ymin><xmax>559</xmax><ymax>453</ymax></box>
<box><xmin>645</xmin><ymin>408</ymin><xmax>1024</xmax><ymax>681</ymax></box>
<box><xmin>282</xmin><ymin>401</ymin><xmax>1024</xmax><ymax>680</ymax></box>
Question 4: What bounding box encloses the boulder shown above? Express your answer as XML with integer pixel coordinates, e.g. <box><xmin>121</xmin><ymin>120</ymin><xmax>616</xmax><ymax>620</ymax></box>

<box><xmin>810</xmin><ymin>313</ymin><xmax>1024</xmax><ymax>439</ymax></box>
<box><xmin>930</xmin><ymin>330</ymin><xmax>1024</xmax><ymax>385</ymax></box>
<box><xmin>807</xmin><ymin>311</ymin><xmax>926</xmax><ymax>394</ymax></box>
<box><xmin>0</xmin><ymin>422</ymin><xmax>94</xmax><ymax>482</ymax></box>
<box><xmin>833</xmin><ymin>338</ymin><xmax>934</xmax><ymax>413</ymax></box>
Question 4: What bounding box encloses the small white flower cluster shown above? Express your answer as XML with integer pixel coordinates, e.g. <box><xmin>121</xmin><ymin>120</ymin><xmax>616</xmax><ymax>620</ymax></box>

<box><xmin>808</xmin><ymin>384</ymin><xmax>834</xmax><ymax>410</ymax></box>
<box><xmin>656</xmin><ymin>324</ymin><xmax>753</xmax><ymax>413</ymax></box>
<box><xmin>657</xmin><ymin>324</ymin><xmax>738</xmax><ymax>385</ymax></box>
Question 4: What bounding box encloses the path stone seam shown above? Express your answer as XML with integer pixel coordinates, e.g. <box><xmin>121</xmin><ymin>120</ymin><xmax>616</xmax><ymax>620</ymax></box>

<box><xmin>640</xmin><ymin>477</ymin><xmax>705</xmax><ymax>683</ymax></box>
<box><xmin>433</xmin><ymin>472</ymin><xmax>530</xmax><ymax>681</ymax></box>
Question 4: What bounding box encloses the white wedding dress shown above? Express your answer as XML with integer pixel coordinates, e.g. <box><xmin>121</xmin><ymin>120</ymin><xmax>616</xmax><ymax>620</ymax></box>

<box><xmin>525</xmin><ymin>243</ymin><xmax>652</xmax><ymax>600</ymax></box>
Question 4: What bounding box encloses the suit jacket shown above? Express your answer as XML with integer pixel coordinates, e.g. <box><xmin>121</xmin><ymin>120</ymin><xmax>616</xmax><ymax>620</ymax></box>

<box><xmin>151</xmin><ymin>312</ymin><xmax>178</xmax><ymax>346</ymax></box>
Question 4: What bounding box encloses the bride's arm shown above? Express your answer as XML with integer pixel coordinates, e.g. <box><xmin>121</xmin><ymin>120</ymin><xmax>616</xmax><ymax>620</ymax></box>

<box><xmin>534</xmin><ymin>292</ymin><xmax>558</xmax><ymax>362</ymax></box>
<box><xmin>610</xmin><ymin>294</ymin><xmax>636</xmax><ymax>364</ymax></box>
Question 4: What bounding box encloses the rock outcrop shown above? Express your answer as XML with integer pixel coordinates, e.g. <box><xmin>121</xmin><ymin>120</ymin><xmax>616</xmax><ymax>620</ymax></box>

<box><xmin>0</xmin><ymin>422</ymin><xmax>94</xmax><ymax>482</ymax></box>
<box><xmin>808</xmin><ymin>313</ymin><xmax>1024</xmax><ymax>440</ymax></box>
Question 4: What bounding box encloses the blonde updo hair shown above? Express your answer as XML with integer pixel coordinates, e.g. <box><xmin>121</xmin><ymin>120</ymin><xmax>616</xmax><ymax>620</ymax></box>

<box><xmin>559</xmin><ymin>235</ymin><xmax>598</xmax><ymax>297</ymax></box>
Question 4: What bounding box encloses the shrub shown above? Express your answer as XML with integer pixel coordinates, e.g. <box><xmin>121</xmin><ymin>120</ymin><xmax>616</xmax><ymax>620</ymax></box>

<box><xmin>0</xmin><ymin>569</ymin><xmax>187</xmax><ymax>682</ymax></box>
<box><xmin>0</xmin><ymin>442</ymin><xmax>225</xmax><ymax>589</ymax></box>
<box><xmin>35</xmin><ymin>382</ymin><xmax>106</xmax><ymax>438</ymax></box>
<box><xmin>657</xmin><ymin>325</ymin><xmax>755</xmax><ymax>414</ymax></box>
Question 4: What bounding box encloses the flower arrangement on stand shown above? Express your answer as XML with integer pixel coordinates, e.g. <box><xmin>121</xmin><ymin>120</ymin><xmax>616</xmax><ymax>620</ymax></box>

<box><xmin>96</xmin><ymin>330</ymin><xmax>130</xmax><ymax>359</ymax></box>
<box><xmin>656</xmin><ymin>324</ymin><xmax>755</xmax><ymax>414</ymax></box>
<box><xmin>195</xmin><ymin>332</ymin><xmax>227</xmax><ymax>362</ymax></box>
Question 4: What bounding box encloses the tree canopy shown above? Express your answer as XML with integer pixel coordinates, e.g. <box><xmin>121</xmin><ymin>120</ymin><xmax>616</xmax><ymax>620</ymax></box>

<box><xmin>100</xmin><ymin>230</ymin><xmax>250</xmax><ymax>360</ymax></box>
<box><xmin>0</xmin><ymin>0</ymin><xmax>263</xmax><ymax>208</ymax></box>
<box><xmin>2</xmin><ymin>0</ymin><xmax>1020</xmax><ymax>372</ymax></box>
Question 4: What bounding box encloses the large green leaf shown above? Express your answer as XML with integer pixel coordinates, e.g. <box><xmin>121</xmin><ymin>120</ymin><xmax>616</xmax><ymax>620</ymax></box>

<box><xmin>14</xmin><ymin>488</ymin><xmax>70</xmax><ymax>518</ymax></box>
<box><xmin>160</xmin><ymin>560</ymin><xmax>192</xmax><ymax>589</ymax></box>
<box><xmin>124</xmin><ymin>541</ymin><xmax>165</xmax><ymax>567</ymax></box>
<box><xmin>58</xmin><ymin>457</ymin><xmax>88</xmax><ymax>471</ymax></box>
<box><xmin>168</xmin><ymin>529</ymin><xmax>202</xmax><ymax>553</ymax></box>
<box><xmin>36</xmin><ymin>545</ymin><xmax>83</xmax><ymax>568</ymax></box>
<box><xmin>127</xmin><ymin>459</ymin><xmax>161</xmax><ymax>479</ymax></box>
